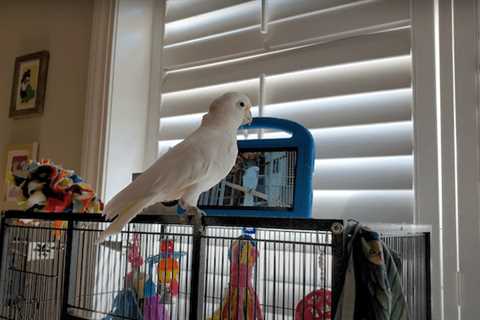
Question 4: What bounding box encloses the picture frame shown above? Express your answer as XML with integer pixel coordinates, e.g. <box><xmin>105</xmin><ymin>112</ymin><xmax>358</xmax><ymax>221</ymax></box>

<box><xmin>4</xmin><ymin>143</ymin><xmax>39</xmax><ymax>204</ymax></box>
<box><xmin>9</xmin><ymin>51</ymin><xmax>49</xmax><ymax>118</ymax></box>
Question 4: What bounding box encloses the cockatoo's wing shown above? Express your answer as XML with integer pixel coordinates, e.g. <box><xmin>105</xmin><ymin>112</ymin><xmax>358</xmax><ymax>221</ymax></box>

<box><xmin>98</xmin><ymin>139</ymin><xmax>210</xmax><ymax>243</ymax></box>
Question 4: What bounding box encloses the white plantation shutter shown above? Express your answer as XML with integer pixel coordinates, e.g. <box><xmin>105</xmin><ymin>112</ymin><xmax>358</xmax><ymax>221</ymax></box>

<box><xmin>158</xmin><ymin>0</ymin><xmax>413</xmax><ymax>222</ymax></box>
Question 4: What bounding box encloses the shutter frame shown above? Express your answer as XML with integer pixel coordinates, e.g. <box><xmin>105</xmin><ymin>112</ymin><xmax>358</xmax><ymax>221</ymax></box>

<box><xmin>158</xmin><ymin>0</ymin><xmax>414</xmax><ymax>221</ymax></box>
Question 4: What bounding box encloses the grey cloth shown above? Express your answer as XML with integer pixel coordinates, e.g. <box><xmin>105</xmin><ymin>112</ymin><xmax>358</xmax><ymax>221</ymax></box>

<box><xmin>335</xmin><ymin>222</ymin><xmax>408</xmax><ymax>320</ymax></box>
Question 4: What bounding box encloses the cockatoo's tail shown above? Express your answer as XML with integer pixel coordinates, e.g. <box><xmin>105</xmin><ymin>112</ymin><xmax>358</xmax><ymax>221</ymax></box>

<box><xmin>97</xmin><ymin>92</ymin><xmax>253</xmax><ymax>243</ymax></box>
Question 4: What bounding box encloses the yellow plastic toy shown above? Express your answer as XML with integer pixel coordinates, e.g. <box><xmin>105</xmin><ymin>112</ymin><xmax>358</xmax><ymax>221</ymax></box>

<box><xmin>157</xmin><ymin>240</ymin><xmax>180</xmax><ymax>296</ymax></box>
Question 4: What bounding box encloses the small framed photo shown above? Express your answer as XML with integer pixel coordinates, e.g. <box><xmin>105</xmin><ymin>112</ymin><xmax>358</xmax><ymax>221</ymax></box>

<box><xmin>4</xmin><ymin>143</ymin><xmax>39</xmax><ymax>204</ymax></box>
<box><xmin>9</xmin><ymin>51</ymin><xmax>49</xmax><ymax>118</ymax></box>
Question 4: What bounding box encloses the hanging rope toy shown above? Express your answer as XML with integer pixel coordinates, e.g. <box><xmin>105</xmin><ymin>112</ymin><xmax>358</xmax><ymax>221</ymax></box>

<box><xmin>8</xmin><ymin>160</ymin><xmax>103</xmax><ymax>238</ymax></box>
<box><xmin>210</xmin><ymin>235</ymin><xmax>264</xmax><ymax>320</ymax></box>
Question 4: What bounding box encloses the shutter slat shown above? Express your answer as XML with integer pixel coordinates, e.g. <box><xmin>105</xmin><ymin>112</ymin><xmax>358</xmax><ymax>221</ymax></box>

<box><xmin>159</xmin><ymin>121</ymin><xmax>413</xmax><ymax>160</ymax></box>
<box><xmin>264</xmin><ymin>88</ymin><xmax>412</xmax><ymax>129</ymax></box>
<box><xmin>159</xmin><ymin>113</ymin><xmax>204</xmax><ymax>141</ymax></box>
<box><xmin>161</xmin><ymin>79</ymin><xmax>259</xmax><ymax>118</ymax></box>
<box><xmin>164</xmin><ymin>0</ymin><xmax>409</xmax><ymax>68</ymax></box>
<box><xmin>161</xmin><ymin>55</ymin><xmax>411</xmax><ymax>117</ymax></box>
<box><xmin>165</xmin><ymin>1</ymin><xmax>259</xmax><ymax>46</ymax></box>
<box><xmin>159</xmin><ymin>89</ymin><xmax>412</xmax><ymax>140</ymax></box>
<box><xmin>268</xmin><ymin>0</ymin><xmax>363</xmax><ymax>22</ymax></box>
<box><xmin>164</xmin><ymin>28</ymin><xmax>411</xmax><ymax>91</ymax></box>
<box><xmin>164</xmin><ymin>26</ymin><xmax>264</xmax><ymax>69</ymax></box>
<box><xmin>165</xmin><ymin>0</ymin><xmax>247</xmax><ymax>23</ymax></box>
<box><xmin>313</xmin><ymin>190</ymin><xmax>414</xmax><ymax>223</ymax></box>
<box><xmin>313</xmin><ymin>156</ymin><xmax>413</xmax><ymax>190</ymax></box>
<box><xmin>236</xmin><ymin>122</ymin><xmax>412</xmax><ymax>158</ymax></box>
<box><xmin>268</xmin><ymin>0</ymin><xmax>410</xmax><ymax>49</ymax></box>
<box><xmin>266</xmin><ymin>55</ymin><xmax>411</xmax><ymax>105</ymax></box>
<box><xmin>312</xmin><ymin>121</ymin><xmax>412</xmax><ymax>159</ymax></box>
<box><xmin>165</xmin><ymin>0</ymin><xmax>369</xmax><ymax>46</ymax></box>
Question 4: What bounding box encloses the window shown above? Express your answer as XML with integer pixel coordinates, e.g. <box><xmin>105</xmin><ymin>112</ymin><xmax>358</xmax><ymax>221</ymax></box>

<box><xmin>157</xmin><ymin>0</ymin><xmax>413</xmax><ymax>222</ymax></box>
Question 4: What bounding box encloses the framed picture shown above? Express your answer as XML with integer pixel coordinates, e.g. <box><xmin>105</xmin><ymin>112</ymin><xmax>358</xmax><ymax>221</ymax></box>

<box><xmin>9</xmin><ymin>51</ymin><xmax>49</xmax><ymax>118</ymax></box>
<box><xmin>4</xmin><ymin>143</ymin><xmax>39</xmax><ymax>203</ymax></box>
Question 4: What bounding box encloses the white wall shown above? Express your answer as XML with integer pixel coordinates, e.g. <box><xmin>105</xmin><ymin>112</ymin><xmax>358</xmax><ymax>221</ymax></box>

<box><xmin>104</xmin><ymin>0</ymin><xmax>156</xmax><ymax>201</ymax></box>
<box><xmin>0</xmin><ymin>0</ymin><xmax>93</xmax><ymax>209</ymax></box>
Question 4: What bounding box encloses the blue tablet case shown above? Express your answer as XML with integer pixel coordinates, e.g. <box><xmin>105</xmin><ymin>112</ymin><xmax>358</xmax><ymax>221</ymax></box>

<box><xmin>201</xmin><ymin>117</ymin><xmax>315</xmax><ymax>218</ymax></box>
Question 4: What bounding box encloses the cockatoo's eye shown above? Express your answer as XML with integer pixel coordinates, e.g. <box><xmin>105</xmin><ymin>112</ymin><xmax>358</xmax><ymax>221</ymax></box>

<box><xmin>237</xmin><ymin>101</ymin><xmax>245</xmax><ymax>108</ymax></box>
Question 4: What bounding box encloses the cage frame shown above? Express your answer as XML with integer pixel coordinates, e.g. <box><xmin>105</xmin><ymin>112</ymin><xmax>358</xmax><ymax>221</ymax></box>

<box><xmin>0</xmin><ymin>210</ymin><xmax>431</xmax><ymax>320</ymax></box>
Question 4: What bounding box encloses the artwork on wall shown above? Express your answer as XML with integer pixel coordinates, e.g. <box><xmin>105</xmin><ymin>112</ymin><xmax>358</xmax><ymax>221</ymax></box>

<box><xmin>4</xmin><ymin>143</ymin><xmax>39</xmax><ymax>203</ymax></box>
<box><xmin>9</xmin><ymin>51</ymin><xmax>49</xmax><ymax>118</ymax></box>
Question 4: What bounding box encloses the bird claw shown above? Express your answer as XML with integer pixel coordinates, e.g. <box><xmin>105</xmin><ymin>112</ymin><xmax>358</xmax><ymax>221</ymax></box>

<box><xmin>177</xmin><ymin>213</ymin><xmax>189</xmax><ymax>224</ymax></box>
<box><xmin>177</xmin><ymin>207</ymin><xmax>205</xmax><ymax>225</ymax></box>
<box><xmin>188</xmin><ymin>207</ymin><xmax>206</xmax><ymax>216</ymax></box>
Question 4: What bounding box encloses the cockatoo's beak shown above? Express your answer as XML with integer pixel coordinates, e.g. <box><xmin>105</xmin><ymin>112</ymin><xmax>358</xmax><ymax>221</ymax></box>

<box><xmin>243</xmin><ymin>108</ymin><xmax>253</xmax><ymax>125</ymax></box>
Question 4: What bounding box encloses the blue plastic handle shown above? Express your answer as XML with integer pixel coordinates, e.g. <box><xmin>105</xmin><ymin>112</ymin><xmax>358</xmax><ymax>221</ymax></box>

<box><xmin>240</xmin><ymin>117</ymin><xmax>314</xmax><ymax>145</ymax></box>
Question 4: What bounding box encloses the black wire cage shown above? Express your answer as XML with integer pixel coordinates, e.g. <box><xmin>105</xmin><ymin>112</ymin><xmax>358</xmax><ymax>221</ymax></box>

<box><xmin>0</xmin><ymin>211</ymin><xmax>431</xmax><ymax>320</ymax></box>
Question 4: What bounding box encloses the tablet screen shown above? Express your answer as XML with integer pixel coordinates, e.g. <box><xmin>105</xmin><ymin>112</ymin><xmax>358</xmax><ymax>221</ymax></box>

<box><xmin>198</xmin><ymin>149</ymin><xmax>297</xmax><ymax>211</ymax></box>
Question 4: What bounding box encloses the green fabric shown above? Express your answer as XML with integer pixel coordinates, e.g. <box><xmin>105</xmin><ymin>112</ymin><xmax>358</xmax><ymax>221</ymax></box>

<box><xmin>335</xmin><ymin>223</ymin><xmax>409</xmax><ymax>320</ymax></box>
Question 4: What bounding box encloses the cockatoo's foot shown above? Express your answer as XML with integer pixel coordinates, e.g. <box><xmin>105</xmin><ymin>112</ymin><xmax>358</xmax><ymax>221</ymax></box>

<box><xmin>186</xmin><ymin>206</ymin><xmax>205</xmax><ymax>225</ymax></box>
<box><xmin>177</xmin><ymin>202</ymin><xmax>205</xmax><ymax>224</ymax></box>
<box><xmin>185</xmin><ymin>206</ymin><xmax>205</xmax><ymax>217</ymax></box>
<box><xmin>177</xmin><ymin>213</ymin><xmax>188</xmax><ymax>224</ymax></box>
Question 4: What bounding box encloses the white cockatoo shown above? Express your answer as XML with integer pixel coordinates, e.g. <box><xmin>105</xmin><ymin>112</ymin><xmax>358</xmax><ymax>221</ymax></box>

<box><xmin>97</xmin><ymin>92</ymin><xmax>253</xmax><ymax>243</ymax></box>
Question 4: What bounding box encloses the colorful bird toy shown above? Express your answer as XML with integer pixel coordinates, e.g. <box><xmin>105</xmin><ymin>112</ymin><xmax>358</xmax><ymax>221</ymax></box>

<box><xmin>210</xmin><ymin>236</ymin><xmax>264</xmax><ymax>320</ymax></box>
<box><xmin>8</xmin><ymin>160</ymin><xmax>103</xmax><ymax>237</ymax></box>
<box><xmin>157</xmin><ymin>239</ymin><xmax>180</xmax><ymax>297</ymax></box>
<box><xmin>144</xmin><ymin>260</ymin><xmax>169</xmax><ymax>320</ymax></box>
<box><xmin>9</xmin><ymin>160</ymin><xmax>103</xmax><ymax>213</ymax></box>
<box><xmin>104</xmin><ymin>233</ymin><xmax>144</xmax><ymax>320</ymax></box>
